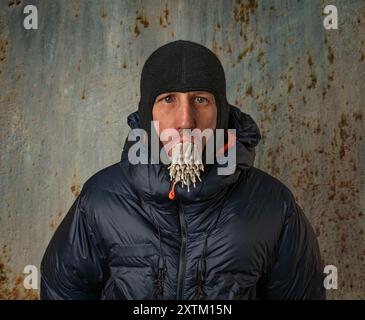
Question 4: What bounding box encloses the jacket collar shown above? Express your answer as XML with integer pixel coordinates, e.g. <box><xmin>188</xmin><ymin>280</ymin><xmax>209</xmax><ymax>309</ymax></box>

<box><xmin>120</xmin><ymin>105</ymin><xmax>261</xmax><ymax>204</ymax></box>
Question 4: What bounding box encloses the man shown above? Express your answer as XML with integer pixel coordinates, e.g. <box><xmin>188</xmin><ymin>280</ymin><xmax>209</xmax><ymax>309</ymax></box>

<box><xmin>40</xmin><ymin>40</ymin><xmax>326</xmax><ymax>299</ymax></box>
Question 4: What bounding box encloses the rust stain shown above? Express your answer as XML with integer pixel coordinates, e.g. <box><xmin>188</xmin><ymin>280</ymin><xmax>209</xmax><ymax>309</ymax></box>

<box><xmin>0</xmin><ymin>245</ymin><xmax>38</xmax><ymax>300</ymax></box>
<box><xmin>159</xmin><ymin>3</ymin><xmax>170</xmax><ymax>28</ymax></box>
<box><xmin>227</xmin><ymin>43</ymin><xmax>232</xmax><ymax>54</ymax></box>
<box><xmin>257</xmin><ymin>50</ymin><xmax>264</xmax><ymax>63</ymax></box>
<box><xmin>72</xmin><ymin>0</ymin><xmax>80</xmax><ymax>18</ymax></box>
<box><xmin>70</xmin><ymin>183</ymin><xmax>80</xmax><ymax>197</ymax></box>
<box><xmin>100</xmin><ymin>5</ymin><xmax>107</xmax><ymax>19</ymax></box>
<box><xmin>134</xmin><ymin>24</ymin><xmax>140</xmax><ymax>37</ymax></box>
<box><xmin>312</xmin><ymin>123</ymin><xmax>321</xmax><ymax>135</ymax></box>
<box><xmin>136</xmin><ymin>11</ymin><xmax>149</xmax><ymax>28</ymax></box>
<box><xmin>233</xmin><ymin>0</ymin><xmax>258</xmax><ymax>24</ymax></box>
<box><xmin>352</xmin><ymin>111</ymin><xmax>363</xmax><ymax>122</ymax></box>
<box><xmin>4</xmin><ymin>275</ymin><xmax>39</xmax><ymax>300</ymax></box>
<box><xmin>265</xmin><ymin>147</ymin><xmax>281</xmax><ymax>176</ymax></box>
<box><xmin>239</xmin><ymin>29</ymin><xmax>248</xmax><ymax>40</ymax></box>
<box><xmin>245</xmin><ymin>84</ymin><xmax>253</xmax><ymax>96</ymax></box>
<box><xmin>327</xmin><ymin>46</ymin><xmax>334</xmax><ymax>64</ymax></box>
<box><xmin>338</xmin><ymin>113</ymin><xmax>349</xmax><ymax>160</ymax></box>
<box><xmin>70</xmin><ymin>167</ymin><xmax>81</xmax><ymax>197</ymax></box>
<box><xmin>322</xmin><ymin>89</ymin><xmax>327</xmax><ymax>99</ymax></box>
<box><xmin>306</xmin><ymin>53</ymin><xmax>317</xmax><ymax>89</ymax></box>
<box><xmin>237</xmin><ymin>43</ymin><xmax>253</xmax><ymax>62</ymax></box>
<box><xmin>81</xmin><ymin>88</ymin><xmax>86</xmax><ymax>100</ymax></box>
<box><xmin>50</xmin><ymin>211</ymin><xmax>64</xmax><ymax>230</ymax></box>
<box><xmin>0</xmin><ymin>94</ymin><xmax>11</xmax><ymax>103</ymax></box>
<box><xmin>8</xmin><ymin>0</ymin><xmax>21</xmax><ymax>7</ymax></box>
<box><xmin>76</xmin><ymin>59</ymin><xmax>81</xmax><ymax>72</ymax></box>
<box><xmin>360</xmin><ymin>52</ymin><xmax>365</xmax><ymax>62</ymax></box>
<box><xmin>0</xmin><ymin>38</ymin><xmax>9</xmax><ymax>62</ymax></box>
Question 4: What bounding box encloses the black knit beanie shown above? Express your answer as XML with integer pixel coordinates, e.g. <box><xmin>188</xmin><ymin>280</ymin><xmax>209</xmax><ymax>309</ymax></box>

<box><xmin>138</xmin><ymin>40</ymin><xmax>229</xmax><ymax>132</ymax></box>
<box><xmin>138</xmin><ymin>40</ymin><xmax>230</xmax><ymax>162</ymax></box>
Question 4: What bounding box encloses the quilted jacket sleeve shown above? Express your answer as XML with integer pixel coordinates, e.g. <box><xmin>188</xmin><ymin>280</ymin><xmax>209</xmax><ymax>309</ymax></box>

<box><xmin>40</xmin><ymin>188</ymin><xmax>107</xmax><ymax>299</ymax></box>
<box><xmin>265</xmin><ymin>194</ymin><xmax>326</xmax><ymax>300</ymax></box>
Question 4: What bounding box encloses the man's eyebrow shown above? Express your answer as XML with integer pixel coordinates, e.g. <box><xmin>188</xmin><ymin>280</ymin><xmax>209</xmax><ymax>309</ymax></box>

<box><xmin>157</xmin><ymin>92</ymin><xmax>177</xmax><ymax>96</ymax></box>
<box><xmin>190</xmin><ymin>91</ymin><xmax>212</xmax><ymax>95</ymax></box>
<box><xmin>156</xmin><ymin>91</ymin><xmax>212</xmax><ymax>97</ymax></box>
<box><xmin>160</xmin><ymin>91</ymin><xmax>211</xmax><ymax>93</ymax></box>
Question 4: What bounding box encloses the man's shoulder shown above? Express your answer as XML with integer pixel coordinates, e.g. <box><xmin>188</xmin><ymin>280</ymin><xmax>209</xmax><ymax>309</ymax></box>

<box><xmin>231</xmin><ymin>166</ymin><xmax>299</xmax><ymax>228</ymax></box>
<box><xmin>241</xmin><ymin>166</ymin><xmax>296</xmax><ymax>204</ymax></box>
<box><xmin>81</xmin><ymin>161</ymin><xmax>131</xmax><ymax>197</ymax></box>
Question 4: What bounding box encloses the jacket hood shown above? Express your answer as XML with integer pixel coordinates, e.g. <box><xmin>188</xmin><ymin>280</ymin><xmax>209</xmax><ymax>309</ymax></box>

<box><xmin>120</xmin><ymin>104</ymin><xmax>261</xmax><ymax>204</ymax></box>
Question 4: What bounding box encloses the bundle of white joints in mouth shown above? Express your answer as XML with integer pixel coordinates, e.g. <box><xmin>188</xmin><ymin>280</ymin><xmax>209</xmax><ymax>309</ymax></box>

<box><xmin>167</xmin><ymin>141</ymin><xmax>204</xmax><ymax>192</ymax></box>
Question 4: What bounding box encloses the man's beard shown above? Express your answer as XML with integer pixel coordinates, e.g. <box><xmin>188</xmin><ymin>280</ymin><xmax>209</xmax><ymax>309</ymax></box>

<box><xmin>167</xmin><ymin>141</ymin><xmax>204</xmax><ymax>192</ymax></box>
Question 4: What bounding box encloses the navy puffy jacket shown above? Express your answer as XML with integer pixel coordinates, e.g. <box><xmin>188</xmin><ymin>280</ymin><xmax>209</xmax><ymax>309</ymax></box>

<box><xmin>40</xmin><ymin>105</ymin><xmax>326</xmax><ymax>300</ymax></box>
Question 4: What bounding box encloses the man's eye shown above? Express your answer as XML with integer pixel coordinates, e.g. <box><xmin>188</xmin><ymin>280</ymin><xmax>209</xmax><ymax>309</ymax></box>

<box><xmin>163</xmin><ymin>95</ymin><xmax>173</xmax><ymax>103</ymax></box>
<box><xmin>195</xmin><ymin>96</ymin><xmax>208</xmax><ymax>104</ymax></box>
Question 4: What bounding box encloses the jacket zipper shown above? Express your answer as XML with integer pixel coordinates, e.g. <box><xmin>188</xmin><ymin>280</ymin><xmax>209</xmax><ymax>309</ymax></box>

<box><xmin>176</xmin><ymin>201</ymin><xmax>187</xmax><ymax>300</ymax></box>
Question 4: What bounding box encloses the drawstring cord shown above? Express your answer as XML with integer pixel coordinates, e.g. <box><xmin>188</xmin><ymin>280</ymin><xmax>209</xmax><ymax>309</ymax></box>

<box><xmin>155</xmin><ymin>224</ymin><xmax>167</xmax><ymax>300</ymax></box>
<box><xmin>194</xmin><ymin>216</ymin><xmax>221</xmax><ymax>300</ymax></box>
<box><xmin>168</xmin><ymin>179</ymin><xmax>177</xmax><ymax>200</ymax></box>
<box><xmin>195</xmin><ymin>232</ymin><xmax>208</xmax><ymax>300</ymax></box>
<box><xmin>148</xmin><ymin>205</ymin><xmax>167</xmax><ymax>300</ymax></box>
<box><xmin>156</xmin><ymin>254</ymin><xmax>167</xmax><ymax>300</ymax></box>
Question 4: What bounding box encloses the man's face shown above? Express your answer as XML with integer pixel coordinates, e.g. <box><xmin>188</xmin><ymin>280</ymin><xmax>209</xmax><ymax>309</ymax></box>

<box><xmin>152</xmin><ymin>91</ymin><xmax>217</xmax><ymax>158</ymax></box>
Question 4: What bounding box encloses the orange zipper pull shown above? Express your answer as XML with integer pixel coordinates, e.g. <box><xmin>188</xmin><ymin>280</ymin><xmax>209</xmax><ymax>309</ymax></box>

<box><xmin>168</xmin><ymin>179</ymin><xmax>177</xmax><ymax>200</ymax></box>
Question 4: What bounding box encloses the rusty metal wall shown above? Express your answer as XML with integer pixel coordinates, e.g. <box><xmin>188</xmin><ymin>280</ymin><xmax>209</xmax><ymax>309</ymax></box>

<box><xmin>0</xmin><ymin>0</ymin><xmax>364</xmax><ymax>299</ymax></box>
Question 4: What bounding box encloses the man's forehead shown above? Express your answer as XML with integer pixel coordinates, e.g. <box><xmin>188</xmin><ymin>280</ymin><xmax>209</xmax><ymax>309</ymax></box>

<box><xmin>158</xmin><ymin>91</ymin><xmax>214</xmax><ymax>95</ymax></box>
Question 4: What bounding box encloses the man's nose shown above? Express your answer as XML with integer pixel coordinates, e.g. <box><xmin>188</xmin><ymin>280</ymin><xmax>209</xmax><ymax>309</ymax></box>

<box><xmin>178</xmin><ymin>96</ymin><xmax>196</xmax><ymax>130</ymax></box>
